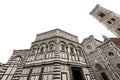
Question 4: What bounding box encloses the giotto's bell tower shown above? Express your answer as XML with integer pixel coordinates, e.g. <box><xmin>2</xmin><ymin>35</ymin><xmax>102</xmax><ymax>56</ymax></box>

<box><xmin>90</xmin><ymin>4</ymin><xmax>120</xmax><ymax>37</ymax></box>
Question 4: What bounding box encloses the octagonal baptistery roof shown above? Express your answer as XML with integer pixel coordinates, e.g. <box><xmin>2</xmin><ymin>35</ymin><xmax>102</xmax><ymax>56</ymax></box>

<box><xmin>35</xmin><ymin>29</ymin><xmax>79</xmax><ymax>43</ymax></box>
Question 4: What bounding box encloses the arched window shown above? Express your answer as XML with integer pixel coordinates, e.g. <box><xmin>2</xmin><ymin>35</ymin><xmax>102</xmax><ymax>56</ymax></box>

<box><xmin>49</xmin><ymin>44</ymin><xmax>54</xmax><ymax>51</ymax></box>
<box><xmin>32</xmin><ymin>48</ymin><xmax>36</xmax><ymax>53</ymax></box>
<box><xmin>70</xmin><ymin>47</ymin><xmax>74</xmax><ymax>53</ymax></box>
<box><xmin>40</xmin><ymin>46</ymin><xmax>45</xmax><ymax>53</ymax></box>
<box><xmin>98</xmin><ymin>12</ymin><xmax>105</xmax><ymax>18</ymax></box>
<box><xmin>95</xmin><ymin>64</ymin><xmax>104</xmax><ymax>71</ymax></box>
<box><xmin>86</xmin><ymin>45</ymin><xmax>92</xmax><ymax>50</ymax></box>
<box><xmin>69</xmin><ymin>47</ymin><xmax>75</xmax><ymax>56</ymax></box>
<box><xmin>108</xmin><ymin>52</ymin><xmax>114</xmax><ymax>56</ymax></box>
<box><xmin>61</xmin><ymin>44</ymin><xmax>65</xmax><ymax>51</ymax></box>
<box><xmin>30</xmin><ymin>47</ymin><xmax>38</xmax><ymax>55</ymax></box>
<box><xmin>78</xmin><ymin>49</ymin><xmax>83</xmax><ymax>56</ymax></box>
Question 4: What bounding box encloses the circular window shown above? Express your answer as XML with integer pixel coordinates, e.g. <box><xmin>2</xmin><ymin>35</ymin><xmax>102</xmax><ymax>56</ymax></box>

<box><xmin>116</xmin><ymin>63</ymin><xmax>120</xmax><ymax>69</ymax></box>
<box><xmin>117</xmin><ymin>27</ymin><xmax>120</xmax><ymax>31</ymax></box>
<box><xmin>108</xmin><ymin>52</ymin><xmax>114</xmax><ymax>56</ymax></box>
<box><xmin>86</xmin><ymin>45</ymin><xmax>92</xmax><ymax>50</ymax></box>
<box><xmin>95</xmin><ymin>64</ymin><xmax>104</xmax><ymax>70</ymax></box>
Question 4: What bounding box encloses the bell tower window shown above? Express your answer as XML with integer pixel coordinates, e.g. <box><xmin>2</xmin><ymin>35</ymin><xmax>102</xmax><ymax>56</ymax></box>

<box><xmin>107</xmin><ymin>21</ymin><xmax>112</xmax><ymax>24</ymax></box>
<box><xmin>98</xmin><ymin>12</ymin><xmax>105</xmax><ymax>18</ymax></box>
<box><xmin>111</xmin><ymin>18</ymin><xmax>116</xmax><ymax>21</ymax></box>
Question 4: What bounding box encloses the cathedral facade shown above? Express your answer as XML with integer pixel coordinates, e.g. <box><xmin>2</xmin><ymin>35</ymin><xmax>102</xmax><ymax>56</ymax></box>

<box><xmin>0</xmin><ymin>4</ymin><xmax>120</xmax><ymax>80</ymax></box>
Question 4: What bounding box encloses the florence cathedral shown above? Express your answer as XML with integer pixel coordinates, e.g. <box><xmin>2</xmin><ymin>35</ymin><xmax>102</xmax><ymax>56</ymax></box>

<box><xmin>0</xmin><ymin>4</ymin><xmax>120</xmax><ymax>80</ymax></box>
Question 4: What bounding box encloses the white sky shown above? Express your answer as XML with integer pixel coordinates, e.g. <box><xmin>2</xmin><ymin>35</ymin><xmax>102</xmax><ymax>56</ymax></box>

<box><xmin>0</xmin><ymin>0</ymin><xmax>119</xmax><ymax>63</ymax></box>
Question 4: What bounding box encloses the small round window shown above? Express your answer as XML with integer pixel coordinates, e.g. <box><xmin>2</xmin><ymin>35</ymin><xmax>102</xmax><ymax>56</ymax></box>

<box><xmin>108</xmin><ymin>52</ymin><xmax>114</xmax><ymax>56</ymax></box>
<box><xmin>86</xmin><ymin>45</ymin><xmax>92</xmax><ymax>50</ymax></box>
<box><xmin>116</xmin><ymin>63</ymin><xmax>120</xmax><ymax>69</ymax></box>
<box><xmin>117</xmin><ymin>27</ymin><xmax>120</xmax><ymax>31</ymax></box>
